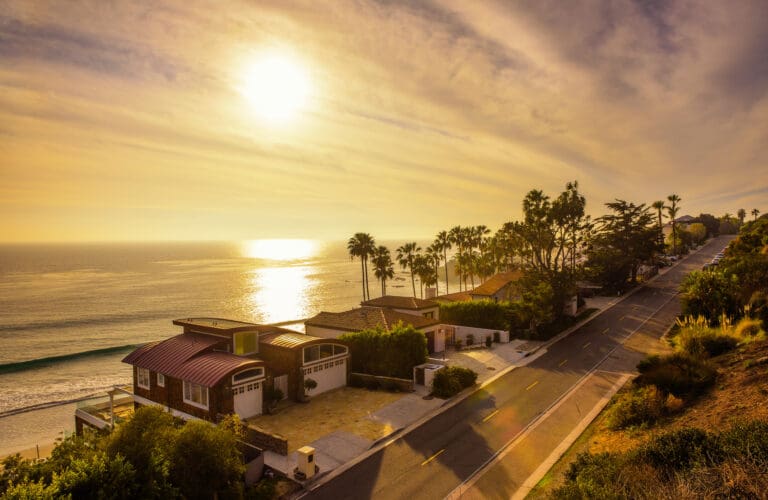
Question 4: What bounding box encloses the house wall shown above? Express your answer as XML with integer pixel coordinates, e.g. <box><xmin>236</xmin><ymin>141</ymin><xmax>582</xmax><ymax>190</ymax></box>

<box><xmin>304</xmin><ymin>325</ymin><xmax>345</xmax><ymax>339</ymax></box>
<box><xmin>391</xmin><ymin>306</ymin><xmax>440</xmax><ymax>320</ymax></box>
<box><xmin>446</xmin><ymin>325</ymin><xmax>510</xmax><ymax>345</ymax></box>
<box><xmin>131</xmin><ymin>366</ymin><xmax>234</xmax><ymax>422</ymax></box>
<box><xmin>259</xmin><ymin>344</ymin><xmax>303</xmax><ymax>401</ymax></box>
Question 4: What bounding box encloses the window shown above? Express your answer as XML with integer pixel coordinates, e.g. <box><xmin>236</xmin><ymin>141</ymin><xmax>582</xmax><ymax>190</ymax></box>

<box><xmin>137</xmin><ymin>368</ymin><xmax>150</xmax><ymax>389</ymax></box>
<box><xmin>233</xmin><ymin>331</ymin><xmax>258</xmax><ymax>355</ymax></box>
<box><xmin>232</xmin><ymin>368</ymin><xmax>263</xmax><ymax>384</ymax></box>
<box><xmin>183</xmin><ymin>381</ymin><xmax>209</xmax><ymax>409</ymax></box>
<box><xmin>157</xmin><ymin>373</ymin><xmax>165</xmax><ymax>387</ymax></box>
<box><xmin>304</xmin><ymin>343</ymin><xmax>348</xmax><ymax>364</ymax></box>
<box><xmin>423</xmin><ymin>311</ymin><xmax>434</xmax><ymax>319</ymax></box>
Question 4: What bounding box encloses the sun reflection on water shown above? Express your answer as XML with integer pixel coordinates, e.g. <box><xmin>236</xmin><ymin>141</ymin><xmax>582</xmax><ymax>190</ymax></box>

<box><xmin>245</xmin><ymin>265</ymin><xmax>315</xmax><ymax>324</ymax></box>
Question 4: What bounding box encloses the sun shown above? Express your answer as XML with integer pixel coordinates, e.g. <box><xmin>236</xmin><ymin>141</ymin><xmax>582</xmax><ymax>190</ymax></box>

<box><xmin>240</xmin><ymin>53</ymin><xmax>311</xmax><ymax>124</ymax></box>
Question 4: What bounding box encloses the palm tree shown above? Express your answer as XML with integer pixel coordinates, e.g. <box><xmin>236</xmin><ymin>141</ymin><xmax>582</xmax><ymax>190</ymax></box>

<box><xmin>347</xmin><ymin>233</ymin><xmax>375</xmax><ymax>301</ymax></box>
<box><xmin>396</xmin><ymin>242</ymin><xmax>421</xmax><ymax>297</ymax></box>
<box><xmin>651</xmin><ymin>200</ymin><xmax>666</xmax><ymax>249</ymax></box>
<box><xmin>667</xmin><ymin>194</ymin><xmax>681</xmax><ymax>255</ymax></box>
<box><xmin>425</xmin><ymin>244</ymin><xmax>442</xmax><ymax>296</ymax></box>
<box><xmin>448</xmin><ymin>226</ymin><xmax>465</xmax><ymax>291</ymax></box>
<box><xmin>753</xmin><ymin>208</ymin><xmax>761</xmax><ymax>221</ymax></box>
<box><xmin>433</xmin><ymin>231</ymin><xmax>451</xmax><ymax>295</ymax></box>
<box><xmin>738</xmin><ymin>208</ymin><xmax>746</xmax><ymax>226</ymax></box>
<box><xmin>372</xmin><ymin>245</ymin><xmax>394</xmax><ymax>296</ymax></box>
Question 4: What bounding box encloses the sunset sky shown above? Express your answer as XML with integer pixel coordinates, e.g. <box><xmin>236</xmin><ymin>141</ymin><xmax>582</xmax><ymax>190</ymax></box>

<box><xmin>2</xmin><ymin>0</ymin><xmax>766</xmax><ymax>242</ymax></box>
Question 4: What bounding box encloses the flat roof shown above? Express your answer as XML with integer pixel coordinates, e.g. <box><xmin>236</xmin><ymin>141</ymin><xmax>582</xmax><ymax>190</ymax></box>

<box><xmin>173</xmin><ymin>317</ymin><xmax>259</xmax><ymax>330</ymax></box>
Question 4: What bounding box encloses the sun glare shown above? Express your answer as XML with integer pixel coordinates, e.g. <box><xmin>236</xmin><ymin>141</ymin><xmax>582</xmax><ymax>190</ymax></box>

<box><xmin>242</xmin><ymin>239</ymin><xmax>318</xmax><ymax>261</ymax></box>
<box><xmin>241</xmin><ymin>53</ymin><xmax>311</xmax><ymax>124</ymax></box>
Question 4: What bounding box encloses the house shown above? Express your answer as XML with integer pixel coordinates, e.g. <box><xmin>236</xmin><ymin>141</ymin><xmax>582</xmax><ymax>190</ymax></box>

<box><xmin>467</xmin><ymin>271</ymin><xmax>523</xmax><ymax>302</ymax></box>
<box><xmin>433</xmin><ymin>271</ymin><xmax>523</xmax><ymax>303</ymax></box>
<box><xmin>304</xmin><ymin>306</ymin><xmax>444</xmax><ymax>353</ymax></box>
<box><xmin>360</xmin><ymin>295</ymin><xmax>440</xmax><ymax>320</ymax></box>
<box><xmin>121</xmin><ymin>318</ymin><xmax>349</xmax><ymax>422</ymax></box>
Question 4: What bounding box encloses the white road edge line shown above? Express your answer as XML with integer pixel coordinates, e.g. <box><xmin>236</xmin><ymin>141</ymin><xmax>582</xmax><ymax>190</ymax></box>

<box><xmin>444</xmin><ymin>287</ymin><xmax>681</xmax><ymax>500</ymax></box>
<box><xmin>512</xmin><ymin>373</ymin><xmax>631</xmax><ymax>500</ymax></box>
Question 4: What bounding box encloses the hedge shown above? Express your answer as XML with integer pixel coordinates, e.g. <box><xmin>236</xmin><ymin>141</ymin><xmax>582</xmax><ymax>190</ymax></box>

<box><xmin>438</xmin><ymin>299</ymin><xmax>513</xmax><ymax>330</ymax></box>
<box><xmin>339</xmin><ymin>322</ymin><xmax>427</xmax><ymax>379</ymax></box>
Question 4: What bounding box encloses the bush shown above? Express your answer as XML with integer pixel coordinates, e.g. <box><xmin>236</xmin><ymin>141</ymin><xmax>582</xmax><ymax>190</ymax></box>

<box><xmin>339</xmin><ymin>322</ymin><xmax>427</xmax><ymax>379</ymax></box>
<box><xmin>680</xmin><ymin>270</ymin><xmax>741</xmax><ymax>324</ymax></box>
<box><xmin>734</xmin><ymin>318</ymin><xmax>764</xmax><ymax>338</ymax></box>
<box><xmin>431</xmin><ymin>366</ymin><xmax>477</xmax><ymax>398</ymax></box>
<box><xmin>606</xmin><ymin>386</ymin><xmax>666</xmax><ymax>430</ymax></box>
<box><xmin>633</xmin><ymin>427</ymin><xmax>723</xmax><ymax>474</ymax></box>
<box><xmin>485</xmin><ymin>336</ymin><xmax>492</xmax><ymax>348</ymax></box>
<box><xmin>675</xmin><ymin>329</ymin><xmax>738</xmax><ymax>357</ymax></box>
<box><xmin>635</xmin><ymin>353</ymin><xmax>717</xmax><ymax>398</ymax></box>
<box><xmin>438</xmin><ymin>300</ymin><xmax>513</xmax><ymax>330</ymax></box>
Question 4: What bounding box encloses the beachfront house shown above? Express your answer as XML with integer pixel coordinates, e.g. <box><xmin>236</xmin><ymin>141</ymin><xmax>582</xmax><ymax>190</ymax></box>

<box><xmin>304</xmin><ymin>305</ymin><xmax>445</xmax><ymax>353</ymax></box>
<box><xmin>120</xmin><ymin>318</ymin><xmax>349</xmax><ymax>422</ymax></box>
<box><xmin>360</xmin><ymin>295</ymin><xmax>440</xmax><ymax>320</ymax></box>
<box><xmin>433</xmin><ymin>271</ymin><xmax>523</xmax><ymax>304</ymax></box>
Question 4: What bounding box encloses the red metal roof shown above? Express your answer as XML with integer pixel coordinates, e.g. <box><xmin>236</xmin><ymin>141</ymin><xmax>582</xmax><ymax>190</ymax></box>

<box><xmin>122</xmin><ymin>333</ymin><xmax>262</xmax><ymax>387</ymax></box>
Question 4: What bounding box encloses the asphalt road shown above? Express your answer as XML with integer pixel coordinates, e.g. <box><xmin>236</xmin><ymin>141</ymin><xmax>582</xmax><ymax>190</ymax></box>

<box><xmin>304</xmin><ymin>236</ymin><xmax>733</xmax><ymax>500</ymax></box>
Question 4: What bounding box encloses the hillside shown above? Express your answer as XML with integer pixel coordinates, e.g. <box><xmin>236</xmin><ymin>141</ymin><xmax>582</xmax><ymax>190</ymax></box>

<box><xmin>529</xmin><ymin>338</ymin><xmax>768</xmax><ymax>498</ymax></box>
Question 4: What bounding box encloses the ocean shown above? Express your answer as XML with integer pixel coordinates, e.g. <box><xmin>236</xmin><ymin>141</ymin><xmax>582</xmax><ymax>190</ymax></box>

<box><xmin>0</xmin><ymin>240</ymin><xmax>451</xmax><ymax>455</ymax></box>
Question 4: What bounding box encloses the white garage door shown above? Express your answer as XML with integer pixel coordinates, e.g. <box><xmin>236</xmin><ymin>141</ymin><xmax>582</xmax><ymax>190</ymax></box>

<box><xmin>233</xmin><ymin>380</ymin><xmax>263</xmax><ymax>419</ymax></box>
<box><xmin>305</xmin><ymin>357</ymin><xmax>347</xmax><ymax>396</ymax></box>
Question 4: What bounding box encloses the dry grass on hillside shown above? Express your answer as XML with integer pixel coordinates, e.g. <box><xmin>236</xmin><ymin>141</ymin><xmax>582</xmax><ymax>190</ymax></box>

<box><xmin>529</xmin><ymin>339</ymin><xmax>768</xmax><ymax>498</ymax></box>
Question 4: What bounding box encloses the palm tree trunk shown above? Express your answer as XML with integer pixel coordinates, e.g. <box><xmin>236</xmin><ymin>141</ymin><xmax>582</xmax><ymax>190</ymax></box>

<box><xmin>410</xmin><ymin>269</ymin><xmax>416</xmax><ymax>298</ymax></box>
<box><xmin>364</xmin><ymin>258</ymin><xmax>370</xmax><ymax>300</ymax></box>
<box><xmin>443</xmin><ymin>250</ymin><xmax>449</xmax><ymax>294</ymax></box>
<box><xmin>360</xmin><ymin>257</ymin><xmax>367</xmax><ymax>302</ymax></box>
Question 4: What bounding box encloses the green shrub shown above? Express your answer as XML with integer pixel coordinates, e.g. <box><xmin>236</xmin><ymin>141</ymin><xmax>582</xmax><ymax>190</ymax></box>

<box><xmin>554</xmin><ymin>452</ymin><xmax>626</xmax><ymax>499</ymax></box>
<box><xmin>339</xmin><ymin>322</ymin><xmax>427</xmax><ymax>379</ymax></box>
<box><xmin>675</xmin><ymin>329</ymin><xmax>738</xmax><ymax>357</ymax></box>
<box><xmin>466</xmin><ymin>333</ymin><xmax>475</xmax><ymax>346</ymax></box>
<box><xmin>431</xmin><ymin>366</ymin><xmax>477</xmax><ymax>398</ymax></box>
<box><xmin>633</xmin><ymin>427</ymin><xmax>723</xmax><ymax>473</ymax></box>
<box><xmin>605</xmin><ymin>386</ymin><xmax>666</xmax><ymax>430</ymax></box>
<box><xmin>718</xmin><ymin>420</ymin><xmax>768</xmax><ymax>466</ymax></box>
<box><xmin>635</xmin><ymin>353</ymin><xmax>717</xmax><ymax>398</ymax></box>
<box><xmin>734</xmin><ymin>317</ymin><xmax>764</xmax><ymax>338</ymax></box>
<box><xmin>485</xmin><ymin>336</ymin><xmax>492</xmax><ymax>348</ymax></box>
<box><xmin>438</xmin><ymin>300</ymin><xmax>513</xmax><ymax>330</ymax></box>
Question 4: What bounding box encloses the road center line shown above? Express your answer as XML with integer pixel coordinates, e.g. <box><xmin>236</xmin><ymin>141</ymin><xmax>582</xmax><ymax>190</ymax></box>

<box><xmin>558</xmin><ymin>359</ymin><xmax>568</xmax><ymax>367</ymax></box>
<box><xmin>620</xmin><ymin>315</ymin><xmax>626</xmax><ymax>321</ymax></box>
<box><xmin>582</xmin><ymin>342</ymin><xmax>591</xmax><ymax>349</ymax></box>
<box><xmin>525</xmin><ymin>381</ymin><xmax>539</xmax><ymax>391</ymax></box>
<box><xmin>421</xmin><ymin>449</ymin><xmax>445</xmax><ymax>466</ymax></box>
<box><xmin>602</xmin><ymin>328</ymin><xmax>610</xmax><ymax>334</ymax></box>
<box><xmin>482</xmin><ymin>409</ymin><xmax>499</xmax><ymax>422</ymax></box>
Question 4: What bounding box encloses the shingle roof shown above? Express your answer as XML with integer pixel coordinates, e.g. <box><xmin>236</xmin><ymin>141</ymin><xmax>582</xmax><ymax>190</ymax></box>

<box><xmin>122</xmin><ymin>333</ymin><xmax>263</xmax><ymax>387</ymax></box>
<box><xmin>305</xmin><ymin>306</ymin><xmax>439</xmax><ymax>332</ymax></box>
<box><xmin>259</xmin><ymin>331</ymin><xmax>325</xmax><ymax>349</ymax></box>
<box><xmin>432</xmin><ymin>291</ymin><xmax>473</xmax><ymax>303</ymax></box>
<box><xmin>360</xmin><ymin>295</ymin><xmax>438</xmax><ymax>310</ymax></box>
<box><xmin>470</xmin><ymin>271</ymin><xmax>523</xmax><ymax>297</ymax></box>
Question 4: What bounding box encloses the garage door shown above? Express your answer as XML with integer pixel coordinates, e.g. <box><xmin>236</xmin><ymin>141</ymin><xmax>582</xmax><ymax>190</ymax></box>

<box><xmin>305</xmin><ymin>357</ymin><xmax>347</xmax><ymax>396</ymax></box>
<box><xmin>233</xmin><ymin>380</ymin><xmax>263</xmax><ymax>419</ymax></box>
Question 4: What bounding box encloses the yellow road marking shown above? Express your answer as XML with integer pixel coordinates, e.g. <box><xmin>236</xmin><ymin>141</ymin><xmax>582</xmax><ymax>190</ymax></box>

<box><xmin>526</xmin><ymin>380</ymin><xmax>539</xmax><ymax>391</ymax></box>
<box><xmin>421</xmin><ymin>449</ymin><xmax>445</xmax><ymax>466</ymax></box>
<box><xmin>582</xmin><ymin>342</ymin><xmax>591</xmax><ymax>349</ymax></box>
<box><xmin>602</xmin><ymin>328</ymin><xmax>610</xmax><ymax>334</ymax></box>
<box><xmin>483</xmin><ymin>409</ymin><xmax>499</xmax><ymax>422</ymax></box>
<box><xmin>558</xmin><ymin>359</ymin><xmax>568</xmax><ymax>367</ymax></box>
<box><xmin>620</xmin><ymin>315</ymin><xmax>626</xmax><ymax>321</ymax></box>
